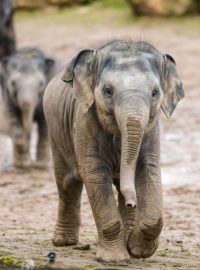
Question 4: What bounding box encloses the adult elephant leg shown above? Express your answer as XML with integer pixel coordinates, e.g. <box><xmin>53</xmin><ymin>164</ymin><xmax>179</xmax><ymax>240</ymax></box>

<box><xmin>51</xmin><ymin>140</ymin><xmax>83</xmax><ymax>246</ymax></box>
<box><xmin>80</xmin><ymin>159</ymin><xmax>129</xmax><ymax>263</ymax></box>
<box><xmin>128</xmin><ymin>123</ymin><xmax>163</xmax><ymax>258</ymax></box>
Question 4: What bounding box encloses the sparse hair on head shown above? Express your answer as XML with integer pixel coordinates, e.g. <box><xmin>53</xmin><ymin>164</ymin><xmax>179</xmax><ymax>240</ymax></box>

<box><xmin>98</xmin><ymin>38</ymin><xmax>160</xmax><ymax>55</ymax></box>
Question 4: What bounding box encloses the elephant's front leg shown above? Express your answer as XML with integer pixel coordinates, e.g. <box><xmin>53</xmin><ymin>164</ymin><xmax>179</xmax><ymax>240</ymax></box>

<box><xmin>11</xmin><ymin>117</ymin><xmax>31</xmax><ymax>168</ymax></box>
<box><xmin>128</xmin><ymin>124</ymin><xmax>163</xmax><ymax>258</ymax></box>
<box><xmin>80</xmin><ymin>159</ymin><xmax>129</xmax><ymax>263</ymax></box>
<box><xmin>35</xmin><ymin>118</ymin><xmax>49</xmax><ymax>169</ymax></box>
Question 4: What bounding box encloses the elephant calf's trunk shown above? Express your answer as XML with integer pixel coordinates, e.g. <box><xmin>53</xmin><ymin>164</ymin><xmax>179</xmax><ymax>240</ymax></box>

<box><xmin>21</xmin><ymin>102</ymin><xmax>34</xmax><ymax>139</ymax></box>
<box><xmin>118</xmin><ymin>108</ymin><xmax>149</xmax><ymax>208</ymax></box>
<box><xmin>122</xmin><ymin>182</ymin><xmax>137</xmax><ymax>208</ymax></box>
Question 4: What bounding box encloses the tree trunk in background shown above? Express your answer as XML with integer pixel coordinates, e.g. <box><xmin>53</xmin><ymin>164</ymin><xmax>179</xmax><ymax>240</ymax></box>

<box><xmin>126</xmin><ymin>0</ymin><xmax>199</xmax><ymax>16</ymax></box>
<box><xmin>193</xmin><ymin>0</ymin><xmax>200</xmax><ymax>13</ymax></box>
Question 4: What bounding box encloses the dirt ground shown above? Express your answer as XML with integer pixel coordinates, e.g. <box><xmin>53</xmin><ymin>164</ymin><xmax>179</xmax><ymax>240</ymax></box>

<box><xmin>0</xmin><ymin>5</ymin><xmax>200</xmax><ymax>270</ymax></box>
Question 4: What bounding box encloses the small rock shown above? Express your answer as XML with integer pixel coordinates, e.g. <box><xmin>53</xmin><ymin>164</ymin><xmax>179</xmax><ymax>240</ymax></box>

<box><xmin>47</xmin><ymin>252</ymin><xmax>56</xmax><ymax>263</ymax></box>
<box><xmin>176</xmin><ymin>240</ymin><xmax>183</xmax><ymax>244</ymax></box>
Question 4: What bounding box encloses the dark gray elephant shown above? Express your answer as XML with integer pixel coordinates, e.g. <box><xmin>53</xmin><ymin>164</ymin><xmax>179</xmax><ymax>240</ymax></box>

<box><xmin>43</xmin><ymin>40</ymin><xmax>184</xmax><ymax>263</ymax></box>
<box><xmin>0</xmin><ymin>0</ymin><xmax>16</xmax><ymax>59</ymax></box>
<box><xmin>1</xmin><ymin>47</ymin><xmax>56</xmax><ymax>168</ymax></box>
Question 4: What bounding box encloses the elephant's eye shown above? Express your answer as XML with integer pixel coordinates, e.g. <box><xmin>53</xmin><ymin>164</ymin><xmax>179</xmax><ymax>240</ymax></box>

<box><xmin>102</xmin><ymin>85</ymin><xmax>113</xmax><ymax>99</ymax></box>
<box><xmin>152</xmin><ymin>88</ymin><xmax>159</xmax><ymax>99</ymax></box>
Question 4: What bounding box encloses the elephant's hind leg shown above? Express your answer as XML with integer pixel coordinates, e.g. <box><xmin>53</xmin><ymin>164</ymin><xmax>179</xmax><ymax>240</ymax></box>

<box><xmin>53</xmin><ymin>179</ymin><xmax>83</xmax><ymax>246</ymax></box>
<box><xmin>51</xmin><ymin>144</ymin><xmax>83</xmax><ymax>246</ymax></box>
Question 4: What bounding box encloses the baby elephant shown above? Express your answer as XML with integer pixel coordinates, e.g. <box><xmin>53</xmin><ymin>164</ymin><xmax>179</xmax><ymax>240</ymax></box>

<box><xmin>43</xmin><ymin>40</ymin><xmax>184</xmax><ymax>263</ymax></box>
<box><xmin>1</xmin><ymin>47</ymin><xmax>55</xmax><ymax>168</ymax></box>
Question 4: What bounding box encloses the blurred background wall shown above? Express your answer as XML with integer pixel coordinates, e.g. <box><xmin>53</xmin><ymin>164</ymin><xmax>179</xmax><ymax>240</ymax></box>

<box><xmin>16</xmin><ymin>0</ymin><xmax>94</xmax><ymax>9</ymax></box>
<box><xmin>15</xmin><ymin>0</ymin><xmax>200</xmax><ymax>15</ymax></box>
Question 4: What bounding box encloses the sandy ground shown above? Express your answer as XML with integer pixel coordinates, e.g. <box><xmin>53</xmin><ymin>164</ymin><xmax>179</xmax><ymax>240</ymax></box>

<box><xmin>0</xmin><ymin>6</ymin><xmax>200</xmax><ymax>270</ymax></box>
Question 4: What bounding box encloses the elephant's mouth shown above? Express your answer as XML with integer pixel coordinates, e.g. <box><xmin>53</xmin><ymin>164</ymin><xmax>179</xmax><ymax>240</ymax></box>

<box><xmin>96</xmin><ymin>106</ymin><xmax>120</xmax><ymax>136</ymax></box>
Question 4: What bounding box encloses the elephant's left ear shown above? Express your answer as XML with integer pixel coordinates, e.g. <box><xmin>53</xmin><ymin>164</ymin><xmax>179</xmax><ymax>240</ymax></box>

<box><xmin>61</xmin><ymin>49</ymin><xmax>97</xmax><ymax>113</ymax></box>
<box><xmin>162</xmin><ymin>54</ymin><xmax>185</xmax><ymax>118</ymax></box>
<box><xmin>45</xmin><ymin>58</ymin><xmax>56</xmax><ymax>80</ymax></box>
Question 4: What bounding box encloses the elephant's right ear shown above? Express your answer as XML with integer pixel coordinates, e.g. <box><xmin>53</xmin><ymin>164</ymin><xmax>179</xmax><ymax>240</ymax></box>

<box><xmin>45</xmin><ymin>58</ymin><xmax>56</xmax><ymax>81</ymax></box>
<box><xmin>161</xmin><ymin>54</ymin><xmax>185</xmax><ymax>118</ymax></box>
<box><xmin>62</xmin><ymin>49</ymin><xmax>96</xmax><ymax>113</ymax></box>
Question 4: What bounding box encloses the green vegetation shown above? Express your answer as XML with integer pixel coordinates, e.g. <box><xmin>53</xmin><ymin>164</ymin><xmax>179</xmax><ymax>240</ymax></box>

<box><xmin>15</xmin><ymin>2</ymin><xmax>131</xmax><ymax>27</ymax></box>
<box><xmin>15</xmin><ymin>2</ymin><xmax>200</xmax><ymax>35</ymax></box>
<box><xmin>15</xmin><ymin>0</ymin><xmax>200</xmax><ymax>16</ymax></box>
<box><xmin>0</xmin><ymin>256</ymin><xmax>21</xmax><ymax>268</ymax></box>
<box><xmin>102</xmin><ymin>0</ymin><xmax>129</xmax><ymax>9</ymax></box>
<box><xmin>16</xmin><ymin>0</ymin><xmax>128</xmax><ymax>9</ymax></box>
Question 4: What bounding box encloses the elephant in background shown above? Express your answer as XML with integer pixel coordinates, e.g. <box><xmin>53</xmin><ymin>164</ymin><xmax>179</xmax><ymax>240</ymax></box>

<box><xmin>0</xmin><ymin>0</ymin><xmax>16</xmax><ymax>59</ymax></box>
<box><xmin>43</xmin><ymin>40</ymin><xmax>184</xmax><ymax>263</ymax></box>
<box><xmin>0</xmin><ymin>47</ymin><xmax>56</xmax><ymax>169</ymax></box>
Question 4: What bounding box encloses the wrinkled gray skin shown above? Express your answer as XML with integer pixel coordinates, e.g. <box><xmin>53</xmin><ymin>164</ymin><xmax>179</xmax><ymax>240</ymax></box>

<box><xmin>1</xmin><ymin>47</ymin><xmax>55</xmax><ymax>168</ymax></box>
<box><xmin>43</xmin><ymin>40</ymin><xmax>185</xmax><ymax>263</ymax></box>
<box><xmin>0</xmin><ymin>0</ymin><xmax>16</xmax><ymax>59</ymax></box>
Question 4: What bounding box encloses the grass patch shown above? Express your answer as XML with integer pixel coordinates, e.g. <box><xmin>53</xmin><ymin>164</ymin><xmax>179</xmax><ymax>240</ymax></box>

<box><xmin>0</xmin><ymin>256</ymin><xmax>21</xmax><ymax>268</ymax></box>
<box><xmin>172</xmin><ymin>262</ymin><xmax>182</xmax><ymax>267</ymax></box>
<box><xmin>15</xmin><ymin>3</ymin><xmax>200</xmax><ymax>34</ymax></box>
<box><xmin>159</xmin><ymin>251</ymin><xmax>168</xmax><ymax>257</ymax></box>
<box><xmin>15</xmin><ymin>3</ymin><xmax>133</xmax><ymax>28</ymax></box>
<box><xmin>102</xmin><ymin>0</ymin><xmax>129</xmax><ymax>9</ymax></box>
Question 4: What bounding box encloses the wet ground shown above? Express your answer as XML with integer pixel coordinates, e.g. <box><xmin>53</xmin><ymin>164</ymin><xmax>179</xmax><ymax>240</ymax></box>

<box><xmin>0</xmin><ymin>5</ymin><xmax>200</xmax><ymax>270</ymax></box>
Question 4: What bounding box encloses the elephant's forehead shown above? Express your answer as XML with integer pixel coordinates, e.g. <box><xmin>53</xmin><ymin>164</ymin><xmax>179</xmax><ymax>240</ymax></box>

<box><xmin>98</xmin><ymin>54</ymin><xmax>161</xmax><ymax>92</ymax></box>
<box><xmin>101</xmin><ymin>69</ymin><xmax>160</xmax><ymax>92</ymax></box>
<box><xmin>99</xmin><ymin>51</ymin><xmax>161</xmax><ymax>75</ymax></box>
<box><xmin>8</xmin><ymin>69</ymin><xmax>45</xmax><ymax>82</ymax></box>
<box><xmin>100</xmin><ymin>59</ymin><xmax>159</xmax><ymax>82</ymax></box>
<box><xmin>8</xmin><ymin>58</ymin><xmax>45</xmax><ymax>73</ymax></box>
<box><xmin>116</xmin><ymin>57</ymin><xmax>153</xmax><ymax>73</ymax></box>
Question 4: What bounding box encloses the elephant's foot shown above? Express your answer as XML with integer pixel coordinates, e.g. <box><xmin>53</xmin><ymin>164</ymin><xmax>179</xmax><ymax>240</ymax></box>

<box><xmin>37</xmin><ymin>147</ymin><xmax>49</xmax><ymax>164</ymax></box>
<box><xmin>96</xmin><ymin>245</ymin><xmax>130</xmax><ymax>264</ymax></box>
<box><xmin>13</xmin><ymin>141</ymin><xmax>30</xmax><ymax>169</ymax></box>
<box><xmin>53</xmin><ymin>222</ymin><xmax>79</xmax><ymax>246</ymax></box>
<box><xmin>13</xmin><ymin>157</ymin><xmax>31</xmax><ymax>169</ymax></box>
<box><xmin>128</xmin><ymin>236</ymin><xmax>158</xmax><ymax>258</ymax></box>
<box><xmin>35</xmin><ymin>148</ymin><xmax>50</xmax><ymax>169</ymax></box>
<box><xmin>128</xmin><ymin>216</ymin><xmax>163</xmax><ymax>258</ymax></box>
<box><xmin>32</xmin><ymin>160</ymin><xmax>49</xmax><ymax>170</ymax></box>
<box><xmin>128</xmin><ymin>224</ymin><xmax>161</xmax><ymax>258</ymax></box>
